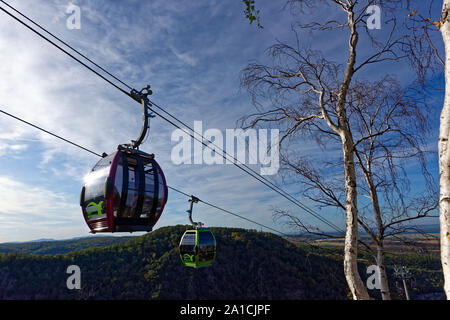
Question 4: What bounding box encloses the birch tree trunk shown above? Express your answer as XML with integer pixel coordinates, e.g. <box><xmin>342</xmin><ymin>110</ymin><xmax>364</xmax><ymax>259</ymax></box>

<box><xmin>440</xmin><ymin>0</ymin><xmax>450</xmax><ymax>300</ymax></box>
<box><xmin>368</xmin><ymin>175</ymin><xmax>391</xmax><ymax>300</ymax></box>
<box><xmin>334</xmin><ymin>9</ymin><xmax>370</xmax><ymax>299</ymax></box>
<box><xmin>342</xmin><ymin>134</ymin><xmax>370</xmax><ymax>300</ymax></box>
<box><xmin>376</xmin><ymin>245</ymin><xmax>391</xmax><ymax>300</ymax></box>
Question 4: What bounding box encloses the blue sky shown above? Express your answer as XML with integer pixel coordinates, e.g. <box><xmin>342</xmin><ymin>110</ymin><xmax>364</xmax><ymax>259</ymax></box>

<box><xmin>0</xmin><ymin>0</ymin><xmax>442</xmax><ymax>242</ymax></box>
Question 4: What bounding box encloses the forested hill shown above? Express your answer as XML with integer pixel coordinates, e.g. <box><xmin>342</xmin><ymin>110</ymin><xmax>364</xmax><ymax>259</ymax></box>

<box><xmin>0</xmin><ymin>225</ymin><xmax>349</xmax><ymax>300</ymax></box>
<box><xmin>0</xmin><ymin>236</ymin><xmax>135</xmax><ymax>255</ymax></box>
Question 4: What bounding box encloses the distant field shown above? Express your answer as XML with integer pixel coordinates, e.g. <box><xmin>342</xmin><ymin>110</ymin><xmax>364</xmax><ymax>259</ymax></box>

<box><xmin>321</xmin><ymin>234</ymin><xmax>440</xmax><ymax>255</ymax></box>
<box><xmin>287</xmin><ymin>233</ymin><xmax>440</xmax><ymax>256</ymax></box>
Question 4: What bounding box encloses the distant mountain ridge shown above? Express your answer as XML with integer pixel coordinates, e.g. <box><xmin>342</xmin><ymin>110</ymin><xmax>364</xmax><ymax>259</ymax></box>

<box><xmin>0</xmin><ymin>236</ymin><xmax>135</xmax><ymax>255</ymax></box>
<box><xmin>27</xmin><ymin>238</ymin><xmax>55</xmax><ymax>243</ymax></box>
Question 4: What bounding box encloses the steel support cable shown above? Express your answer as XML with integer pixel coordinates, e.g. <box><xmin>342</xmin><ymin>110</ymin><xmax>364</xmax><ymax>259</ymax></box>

<box><xmin>0</xmin><ymin>106</ymin><xmax>307</xmax><ymax>241</ymax></box>
<box><xmin>147</xmin><ymin>105</ymin><xmax>345</xmax><ymax>234</ymax></box>
<box><xmin>0</xmin><ymin>0</ymin><xmax>133</xmax><ymax>92</ymax></box>
<box><xmin>0</xmin><ymin>5</ymin><xmax>133</xmax><ymax>101</ymax></box>
<box><xmin>0</xmin><ymin>109</ymin><xmax>102</xmax><ymax>157</ymax></box>
<box><xmin>143</xmin><ymin>97</ymin><xmax>346</xmax><ymax>233</ymax></box>
<box><xmin>0</xmin><ymin>3</ymin><xmax>344</xmax><ymax>235</ymax></box>
<box><xmin>167</xmin><ymin>186</ymin><xmax>320</xmax><ymax>249</ymax></box>
<box><xmin>167</xmin><ymin>186</ymin><xmax>291</xmax><ymax>237</ymax></box>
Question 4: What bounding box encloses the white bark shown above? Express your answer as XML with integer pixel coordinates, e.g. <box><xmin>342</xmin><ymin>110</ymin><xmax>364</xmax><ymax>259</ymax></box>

<box><xmin>440</xmin><ymin>0</ymin><xmax>450</xmax><ymax>300</ymax></box>
<box><xmin>342</xmin><ymin>133</ymin><xmax>370</xmax><ymax>300</ymax></box>
<box><xmin>376</xmin><ymin>245</ymin><xmax>391</xmax><ymax>300</ymax></box>
<box><xmin>368</xmin><ymin>174</ymin><xmax>391</xmax><ymax>299</ymax></box>
<box><xmin>334</xmin><ymin>8</ymin><xmax>370</xmax><ymax>300</ymax></box>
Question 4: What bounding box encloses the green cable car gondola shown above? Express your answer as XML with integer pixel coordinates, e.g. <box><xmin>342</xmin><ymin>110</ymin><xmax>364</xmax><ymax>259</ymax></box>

<box><xmin>179</xmin><ymin>196</ymin><xmax>216</xmax><ymax>268</ymax></box>
<box><xmin>180</xmin><ymin>228</ymin><xmax>216</xmax><ymax>268</ymax></box>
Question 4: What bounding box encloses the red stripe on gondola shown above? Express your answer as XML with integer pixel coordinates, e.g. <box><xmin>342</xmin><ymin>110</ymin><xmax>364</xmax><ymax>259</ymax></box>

<box><xmin>106</xmin><ymin>151</ymin><xmax>120</xmax><ymax>232</ymax></box>
<box><xmin>153</xmin><ymin>159</ymin><xmax>167</xmax><ymax>226</ymax></box>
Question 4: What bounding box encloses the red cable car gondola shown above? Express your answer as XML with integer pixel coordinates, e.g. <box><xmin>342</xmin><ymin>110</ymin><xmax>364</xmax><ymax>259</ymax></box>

<box><xmin>79</xmin><ymin>86</ymin><xmax>168</xmax><ymax>233</ymax></box>
<box><xmin>80</xmin><ymin>146</ymin><xmax>168</xmax><ymax>233</ymax></box>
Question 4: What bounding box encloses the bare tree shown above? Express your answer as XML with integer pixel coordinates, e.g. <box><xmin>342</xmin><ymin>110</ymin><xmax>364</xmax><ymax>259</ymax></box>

<box><xmin>240</xmin><ymin>0</ymin><xmax>433</xmax><ymax>299</ymax></box>
<box><xmin>350</xmin><ymin>77</ymin><xmax>437</xmax><ymax>299</ymax></box>
<box><xmin>397</xmin><ymin>0</ymin><xmax>450</xmax><ymax>299</ymax></box>
<box><xmin>273</xmin><ymin>77</ymin><xmax>437</xmax><ymax>300</ymax></box>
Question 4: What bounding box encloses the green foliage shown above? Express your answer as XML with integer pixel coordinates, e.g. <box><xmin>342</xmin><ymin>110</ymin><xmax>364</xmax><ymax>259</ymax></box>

<box><xmin>0</xmin><ymin>226</ymin><xmax>443</xmax><ymax>300</ymax></box>
<box><xmin>0</xmin><ymin>236</ymin><xmax>134</xmax><ymax>255</ymax></box>
<box><xmin>243</xmin><ymin>0</ymin><xmax>263</xmax><ymax>29</ymax></box>
<box><xmin>0</xmin><ymin>225</ymin><xmax>349</xmax><ymax>300</ymax></box>
<box><xmin>355</xmin><ymin>250</ymin><xmax>444</xmax><ymax>300</ymax></box>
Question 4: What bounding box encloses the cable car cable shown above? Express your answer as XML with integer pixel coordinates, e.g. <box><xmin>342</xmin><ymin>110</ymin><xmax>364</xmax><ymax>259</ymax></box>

<box><xmin>0</xmin><ymin>109</ymin><xmax>103</xmax><ymax>158</ymax></box>
<box><xmin>167</xmin><ymin>186</ymin><xmax>191</xmax><ymax>198</ymax></box>
<box><xmin>0</xmin><ymin>4</ymin><xmax>344</xmax><ymax>235</ymax></box>
<box><xmin>0</xmin><ymin>106</ymin><xmax>304</xmax><ymax>240</ymax></box>
<box><xmin>0</xmin><ymin>0</ymin><xmax>133</xmax><ymax>92</ymax></box>
<box><xmin>168</xmin><ymin>186</ymin><xmax>290</xmax><ymax>237</ymax></box>
<box><xmin>0</xmin><ymin>5</ymin><xmax>134</xmax><ymax>101</ymax></box>
<box><xmin>0</xmin><ymin>108</ymin><xmax>352</xmax><ymax>250</ymax></box>
<box><xmin>146</xmin><ymin>101</ymin><xmax>345</xmax><ymax>231</ymax></box>
<box><xmin>168</xmin><ymin>185</ymin><xmax>293</xmax><ymax>237</ymax></box>
<box><xmin>146</xmin><ymin>105</ymin><xmax>345</xmax><ymax>234</ymax></box>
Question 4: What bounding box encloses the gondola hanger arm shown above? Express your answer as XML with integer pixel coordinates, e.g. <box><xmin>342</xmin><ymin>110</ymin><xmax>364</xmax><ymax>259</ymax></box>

<box><xmin>122</xmin><ymin>85</ymin><xmax>156</xmax><ymax>150</ymax></box>
<box><xmin>187</xmin><ymin>196</ymin><xmax>203</xmax><ymax>229</ymax></box>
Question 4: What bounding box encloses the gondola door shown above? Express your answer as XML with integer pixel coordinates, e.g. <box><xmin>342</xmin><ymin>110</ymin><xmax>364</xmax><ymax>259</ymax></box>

<box><xmin>180</xmin><ymin>231</ymin><xmax>198</xmax><ymax>267</ymax></box>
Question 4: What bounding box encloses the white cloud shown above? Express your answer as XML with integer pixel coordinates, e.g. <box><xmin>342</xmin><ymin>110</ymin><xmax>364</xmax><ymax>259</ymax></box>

<box><xmin>169</xmin><ymin>45</ymin><xmax>197</xmax><ymax>66</ymax></box>
<box><xmin>0</xmin><ymin>175</ymin><xmax>86</xmax><ymax>242</ymax></box>
<box><xmin>0</xmin><ymin>141</ymin><xmax>28</xmax><ymax>157</ymax></box>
